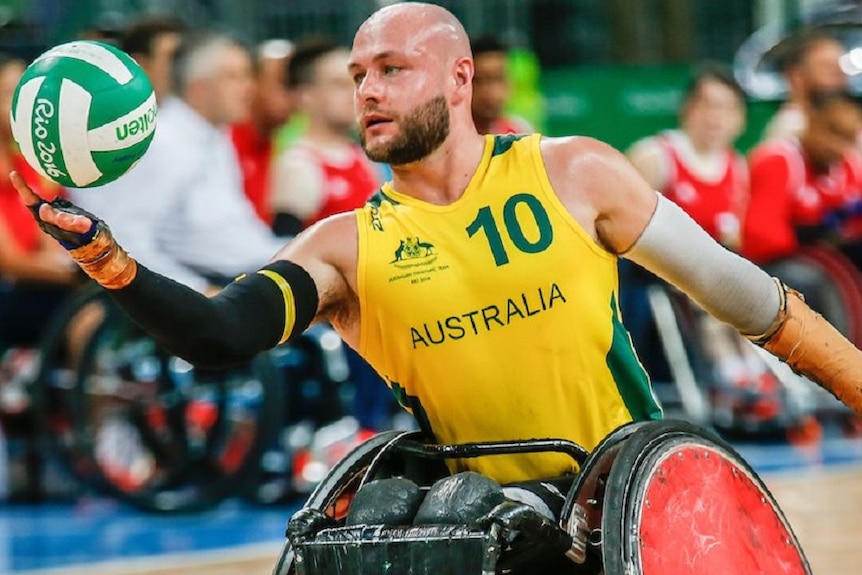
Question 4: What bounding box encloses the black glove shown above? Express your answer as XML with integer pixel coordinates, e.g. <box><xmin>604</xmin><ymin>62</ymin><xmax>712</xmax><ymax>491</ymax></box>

<box><xmin>27</xmin><ymin>197</ymin><xmax>103</xmax><ymax>250</ymax></box>
<box><xmin>27</xmin><ymin>197</ymin><xmax>135</xmax><ymax>289</ymax></box>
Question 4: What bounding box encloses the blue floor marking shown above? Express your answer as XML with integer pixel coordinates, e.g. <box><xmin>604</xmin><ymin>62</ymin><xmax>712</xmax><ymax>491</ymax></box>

<box><xmin>735</xmin><ymin>436</ymin><xmax>862</xmax><ymax>474</ymax></box>
<box><xmin>0</xmin><ymin>499</ymin><xmax>299</xmax><ymax>573</ymax></box>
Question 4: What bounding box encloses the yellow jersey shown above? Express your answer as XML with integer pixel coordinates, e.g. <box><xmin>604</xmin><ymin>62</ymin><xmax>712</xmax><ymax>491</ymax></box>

<box><xmin>356</xmin><ymin>134</ymin><xmax>662</xmax><ymax>483</ymax></box>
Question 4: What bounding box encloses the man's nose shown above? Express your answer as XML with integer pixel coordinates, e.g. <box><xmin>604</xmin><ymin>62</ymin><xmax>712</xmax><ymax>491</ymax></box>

<box><xmin>357</xmin><ymin>74</ymin><xmax>383</xmax><ymax>102</ymax></box>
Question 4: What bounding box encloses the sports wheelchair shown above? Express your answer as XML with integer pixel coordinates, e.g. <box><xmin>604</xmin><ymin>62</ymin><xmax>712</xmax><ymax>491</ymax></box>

<box><xmin>272</xmin><ymin>419</ymin><xmax>811</xmax><ymax>575</ymax></box>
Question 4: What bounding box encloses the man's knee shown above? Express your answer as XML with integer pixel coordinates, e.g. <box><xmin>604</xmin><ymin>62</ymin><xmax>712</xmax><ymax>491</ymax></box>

<box><xmin>346</xmin><ymin>477</ymin><xmax>423</xmax><ymax>526</ymax></box>
<box><xmin>414</xmin><ymin>471</ymin><xmax>505</xmax><ymax>525</ymax></box>
<box><xmin>347</xmin><ymin>471</ymin><xmax>506</xmax><ymax>526</ymax></box>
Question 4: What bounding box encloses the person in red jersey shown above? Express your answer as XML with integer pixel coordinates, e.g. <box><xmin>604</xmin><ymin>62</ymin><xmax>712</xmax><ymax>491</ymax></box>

<box><xmin>745</xmin><ymin>89</ymin><xmax>862</xmax><ymax>440</ymax></box>
<box><xmin>268</xmin><ymin>37</ymin><xmax>393</xmax><ymax>432</ymax></box>
<box><xmin>628</xmin><ymin>63</ymin><xmax>748</xmax><ymax>251</ymax></box>
<box><xmin>763</xmin><ymin>32</ymin><xmax>847</xmax><ymax>142</ymax></box>
<box><xmin>470</xmin><ymin>35</ymin><xmax>533</xmax><ymax>136</ymax></box>
<box><xmin>627</xmin><ymin>64</ymin><xmax>810</xmax><ymax>433</ymax></box>
<box><xmin>230</xmin><ymin>39</ymin><xmax>295</xmax><ymax>225</ymax></box>
<box><xmin>744</xmin><ymin>90</ymin><xmax>862</xmax><ymax>266</ymax></box>
<box><xmin>270</xmin><ymin>38</ymin><xmax>383</xmax><ymax>237</ymax></box>
<box><xmin>0</xmin><ymin>55</ymin><xmax>78</xmax><ymax>348</ymax></box>
<box><xmin>625</xmin><ymin>63</ymin><xmax>748</xmax><ymax>374</ymax></box>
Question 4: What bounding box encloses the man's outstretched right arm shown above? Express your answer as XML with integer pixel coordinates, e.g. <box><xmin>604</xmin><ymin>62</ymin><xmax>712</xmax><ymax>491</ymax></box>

<box><xmin>112</xmin><ymin>260</ymin><xmax>318</xmax><ymax>368</ymax></box>
<box><xmin>12</xmin><ymin>172</ymin><xmax>318</xmax><ymax>369</ymax></box>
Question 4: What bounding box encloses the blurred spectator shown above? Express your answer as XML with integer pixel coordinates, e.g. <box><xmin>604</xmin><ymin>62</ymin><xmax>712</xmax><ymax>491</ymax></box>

<box><xmin>470</xmin><ymin>35</ymin><xmax>534</xmax><ymax>135</ymax></box>
<box><xmin>0</xmin><ymin>55</ymin><xmax>77</xmax><ymax>348</ymax></box>
<box><xmin>628</xmin><ymin>62</ymin><xmax>748</xmax><ymax>249</ymax></box>
<box><xmin>231</xmin><ymin>38</ymin><xmax>295</xmax><ymax>226</ymax></box>
<box><xmin>269</xmin><ymin>38</ymin><xmax>394</xmax><ymax>432</ymax></box>
<box><xmin>744</xmin><ymin>90</ymin><xmax>862</xmax><ymax>266</ymax></box>
<box><xmin>763</xmin><ymin>32</ymin><xmax>847</xmax><ymax>141</ymax></box>
<box><xmin>0</xmin><ymin>53</ymin><xmax>78</xmax><ymax>435</ymax></box>
<box><xmin>627</xmin><ymin>64</ymin><xmax>819</xmax><ymax>437</ymax></box>
<box><xmin>747</xmin><ymin>90</ymin><xmax>862</xmax><ymax>440</ymax></box>
<box><xmin>270</xmin><ymin>37</ymin><xmax>382</xmax><ymax>236</ymax></box>
<box><xmin>71</xmin><ymin>32</ymin><xmax>284</xmax><ymax>293</ymax></box>
<box><xmin>120</xmin><ymin>15</ymin><xmax>186</xmax><ymax>104</ymax></box>
<box><xmin>77</xmin><ymin>23</ymin><xmax>123</xmax><ymax>46</ymax></box>
<box><xmin>625</xmin><ymin>63</ymin><xmax>766</xmax><ymax>402</ymax></box>
<box><xmin>506</xmin><ymin>45</ymin><xmax>545</xmax><ymax>132</ymax></box>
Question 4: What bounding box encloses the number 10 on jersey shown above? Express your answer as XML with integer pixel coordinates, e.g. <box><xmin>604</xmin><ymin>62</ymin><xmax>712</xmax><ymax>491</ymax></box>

<box><xmin>466</xmin><ymin>193</ymin><xmax>554</xmax><ymax>266</ymax></box>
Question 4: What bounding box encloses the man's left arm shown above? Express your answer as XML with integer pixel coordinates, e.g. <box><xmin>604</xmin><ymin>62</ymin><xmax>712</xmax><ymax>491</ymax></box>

<box><xmin>627</xmin><ymin>192</ymin><xmax>862</xmax><ymax>412</ymax></box>
<box><xmin>547</xmin><ymin>137</ymin><xmax>862</xmax><ymax>415</ymax></box>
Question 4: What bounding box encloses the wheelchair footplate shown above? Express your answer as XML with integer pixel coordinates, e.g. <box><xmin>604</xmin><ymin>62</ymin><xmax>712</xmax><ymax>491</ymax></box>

<box><xmin>291</xmin><ymin>520</ymin><xmax>500</xmax><ymax>575</ymax></box>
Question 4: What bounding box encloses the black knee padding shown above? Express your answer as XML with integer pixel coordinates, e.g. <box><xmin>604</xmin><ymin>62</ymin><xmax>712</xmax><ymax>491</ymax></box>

<box><xmin>346</xmin><ymin>478</ymin><xmax>423</xmax><ymax>526</ymax></box>
<box><xmin>413</xmin><ymin>471</ymin><xmax>505</xmax><ymax>526</ymax></box>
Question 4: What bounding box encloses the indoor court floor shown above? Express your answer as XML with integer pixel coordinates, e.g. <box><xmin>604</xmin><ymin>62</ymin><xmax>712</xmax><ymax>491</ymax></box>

<box><xmin>2</xmin><ymin>435</ymin><xmax>862</xmax><ymax>575</ymax></box>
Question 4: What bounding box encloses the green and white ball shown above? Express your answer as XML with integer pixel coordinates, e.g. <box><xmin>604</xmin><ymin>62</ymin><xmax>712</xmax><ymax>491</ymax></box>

<box><xmin>11</xmin><ymin>40</ymin><xmax>156</xmax><ymax>188</ymax></box>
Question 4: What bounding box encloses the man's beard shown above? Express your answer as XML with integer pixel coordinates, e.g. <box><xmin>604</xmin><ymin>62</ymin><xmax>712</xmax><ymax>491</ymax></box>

<box><xmin>360</xmin><ymin>95</ymin><xmax>450</xmax><ymax>165</ymax></box>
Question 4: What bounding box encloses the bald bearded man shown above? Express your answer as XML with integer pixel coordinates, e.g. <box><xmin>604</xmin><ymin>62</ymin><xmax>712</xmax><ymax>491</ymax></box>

<box><xmin>13</xmin><ymin>2</ymin><xmax>862</xmax><ymax>493</ymax></box>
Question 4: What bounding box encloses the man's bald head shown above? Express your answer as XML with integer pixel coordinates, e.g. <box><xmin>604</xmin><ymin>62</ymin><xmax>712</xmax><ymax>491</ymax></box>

<box><xmin>349</xmin><ymin>2</ymin><xmax>478</xmax><ymax>166</ymax></box>
<box><xmin>354</xmin><ymin>2</ymin><xmax>471</xmax><ymax>62</ymax></box>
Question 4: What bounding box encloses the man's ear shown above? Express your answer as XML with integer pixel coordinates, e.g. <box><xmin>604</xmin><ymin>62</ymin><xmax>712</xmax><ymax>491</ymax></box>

<box><xmin>451</xmin><ymin>57</ymin><xmax>473</xmax><ymax>103</ymax></box>
<box><xmin>453</xmin><ymin>57</ymin><xmax>473</xmax><ymax>89</ymax></box>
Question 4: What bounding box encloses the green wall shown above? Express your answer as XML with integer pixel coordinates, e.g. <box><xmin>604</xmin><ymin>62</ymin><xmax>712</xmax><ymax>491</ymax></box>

<box><xmin>539</xmin><ymin>65</ymin><xmax>780</xmax><ymax>155</ymax></box>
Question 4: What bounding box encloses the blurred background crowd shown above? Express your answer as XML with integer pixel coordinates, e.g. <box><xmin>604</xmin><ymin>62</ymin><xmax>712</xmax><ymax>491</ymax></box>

<box><xmin>3</xmin><ymin>0</ymin><xmax>862</xmax><ymax>512</ymax></box>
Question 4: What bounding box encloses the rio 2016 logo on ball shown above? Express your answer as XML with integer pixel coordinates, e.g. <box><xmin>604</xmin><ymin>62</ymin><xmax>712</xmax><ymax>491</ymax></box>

<box><xmin>11</xmin><ymin>40</ymin><xmax>156</xmax><ymax>188</ymax></box>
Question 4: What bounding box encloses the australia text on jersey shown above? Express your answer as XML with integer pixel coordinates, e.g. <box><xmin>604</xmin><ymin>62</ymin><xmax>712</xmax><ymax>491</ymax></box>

<box><xmin>410</xmin><ymin>282</ymin><xmax>566</xmax><ymax>348</ymax></box>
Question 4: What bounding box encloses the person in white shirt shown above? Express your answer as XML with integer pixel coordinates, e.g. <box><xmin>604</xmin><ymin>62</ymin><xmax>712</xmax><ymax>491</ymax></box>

<box><xmin>70</xmin><ymin>32</ymin><xmax>284</xmax><ymax>292</ymax></box>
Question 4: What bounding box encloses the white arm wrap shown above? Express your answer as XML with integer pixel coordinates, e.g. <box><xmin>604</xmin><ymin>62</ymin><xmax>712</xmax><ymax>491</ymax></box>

<box><xmin>623</xmin><ymin>193</ymin><xmax>781</xmax><ymax>337</ymax></box>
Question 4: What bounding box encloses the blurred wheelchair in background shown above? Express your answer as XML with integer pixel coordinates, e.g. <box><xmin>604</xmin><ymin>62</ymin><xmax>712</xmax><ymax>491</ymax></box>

<box><xmin>272</xmin><ymin>419</ymin><xmax>811</xmax><ymax>575</ymax></box>
<box><xmin>30</xmin><ymin>285</ymin><xmax>280</xmax><ymax>511</ymax></box>
<box><xmin>639</xmin><ymin>245</ymin><xmax>862</xmax><ymax>441</ymax></box>
<box><xmin>22</xmin><ymin>284</ymin><xmax>372</xmax><ymax>512</ymax></box>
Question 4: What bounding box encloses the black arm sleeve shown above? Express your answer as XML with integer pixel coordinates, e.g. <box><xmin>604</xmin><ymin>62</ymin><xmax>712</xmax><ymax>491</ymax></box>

<box><xmin>107</xmin><ymin>260</ymin><xmax>319</xmax><ymax>369</ymax></box>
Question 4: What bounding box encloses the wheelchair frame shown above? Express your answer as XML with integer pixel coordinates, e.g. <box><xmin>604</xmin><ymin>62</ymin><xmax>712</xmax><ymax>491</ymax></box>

<box><xmin>273</xmin><ymin>420</ymin><xmax>811</xmax><ymax>575</ymax></box>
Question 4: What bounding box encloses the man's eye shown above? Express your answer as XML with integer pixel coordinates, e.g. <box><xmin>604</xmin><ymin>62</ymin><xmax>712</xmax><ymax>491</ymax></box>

<box><xmin>352</xmin><ymin>73</ymin><xmax>365</xmax><ymax>85</ymax></box>
<box><xmin>384</xmin><ymin>66</ymin><xmax>401</xmax><ymax>75</ymax></box>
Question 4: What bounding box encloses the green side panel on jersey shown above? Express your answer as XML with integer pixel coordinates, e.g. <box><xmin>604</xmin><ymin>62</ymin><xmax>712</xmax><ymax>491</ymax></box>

<box><xmin>605</xmin><ymin>293</ymin><xmax>663</xmax><ymax>421</ymax></box>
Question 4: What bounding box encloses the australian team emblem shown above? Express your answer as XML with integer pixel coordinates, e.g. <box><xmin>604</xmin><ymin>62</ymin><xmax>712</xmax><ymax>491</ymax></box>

<box><xmin>392</xmin><ymin>236</ymin><xmax>436</xmax><ymax>263</ymax></box>
<box><xmin>388</xmin><ymin>236</ymin><xmax>448</xmax><ymax>283</ymax></box>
